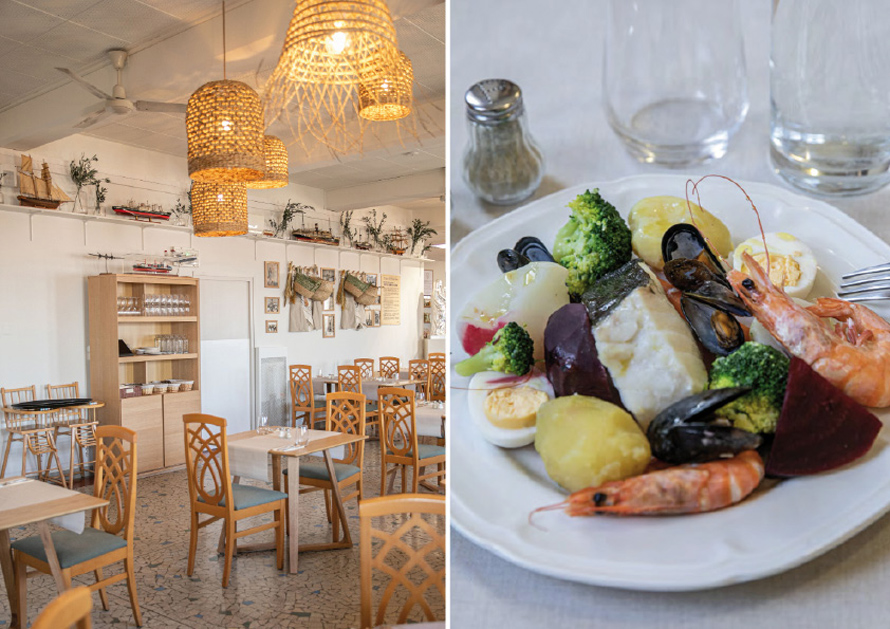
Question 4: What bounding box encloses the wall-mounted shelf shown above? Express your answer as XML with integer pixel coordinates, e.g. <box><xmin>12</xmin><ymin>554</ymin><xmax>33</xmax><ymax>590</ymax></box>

<box><xmin>119</xmin><ymin>353</ymin><xmax>199</xmax><ymax>364</ymax></box>
<box><xmin>118</xmin><ymin>316</ymin><xmax>198</xmax><ymax>323</ymax></box>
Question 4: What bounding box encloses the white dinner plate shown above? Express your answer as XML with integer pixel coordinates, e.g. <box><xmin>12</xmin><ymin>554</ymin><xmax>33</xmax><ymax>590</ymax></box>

<box><xmin>451</xmin><ymin>174</ymin><xmax>890</xmax><ymax>591</ymax></box>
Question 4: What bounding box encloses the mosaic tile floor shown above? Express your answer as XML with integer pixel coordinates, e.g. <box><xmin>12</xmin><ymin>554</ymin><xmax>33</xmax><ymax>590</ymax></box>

<box><xmin>0</xmin><ymin>445</ymin><xmax>445</xmax><ymax>628</ymax></box>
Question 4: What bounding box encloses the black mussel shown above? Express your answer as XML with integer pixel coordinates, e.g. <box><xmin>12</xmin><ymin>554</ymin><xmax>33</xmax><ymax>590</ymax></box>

<box><xmin>661</xmin><ymin>224</ymin><xmax>726</xmax><ymax>277</ymax></box>
<box><xmin>663</xmin><ymin>258</ymin><xmax>727</xmax><ymax>292</ymax></box>
<box><xmin>684</xmin><ymin>280</ymin><xmax>751</xmax><ymax>317</ymax></box>
<box><xmin>647</xmin><ymin>387</ymin><xmax>762</xmax><ymax>464</ymax></box>
<box><xmin>515</xmin><ymin>236</ymin><xmax>555</xmax><ymax>263</ymax></box>
<box><xmin>497</xmin><ymin>249</ymin><xmax>530</xmax><ymax>273</ymax></box>
<box><xmin>681</xmin><ymin>295</ymin><xmax>745</xmax><ymax>356</ymax></box>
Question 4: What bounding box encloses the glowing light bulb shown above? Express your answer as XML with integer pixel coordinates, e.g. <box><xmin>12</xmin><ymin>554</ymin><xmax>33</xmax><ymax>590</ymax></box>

<box><xmin>325</xmin><ymin>22</ymin><xmax>349</xmax><ymax>54</ymax></box>
<box><xmin>217</xmin><ymin>193</ymin><xmax>225</xmax><ymax>203</ymax></box>
<box><xmin>221</xmin><ymin>120</ymin><xmax>233</xmax><ymax>131</ymax></box>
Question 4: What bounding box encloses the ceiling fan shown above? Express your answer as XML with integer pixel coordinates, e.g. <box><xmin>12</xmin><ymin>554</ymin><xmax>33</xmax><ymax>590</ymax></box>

<box><xmin>57</xmin><ymin>49</ymin><xmax>187</xmax><ymax>129</ymax></box>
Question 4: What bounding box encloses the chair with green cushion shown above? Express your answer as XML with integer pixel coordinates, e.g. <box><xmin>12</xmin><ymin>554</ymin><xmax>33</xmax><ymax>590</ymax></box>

<box><xmin>379</xmin><ymin>387</ymin><xmax>446</xmax><ymax>496</ymax></box>
<box><xmin>12</xmin><ymin>425</ymin><xmax>142</xmax><ymax>627</ymax></box>
<box><xmin>183</xmin><ymin>413</ymin><xmax>286</xmax><ymax>588</ymax></box>
<box><xmin>278</xmin><ymin>391</ymin><xmax>366</xmax><ymax>544</ymax></box>
<box><xmin>289</xmin><ymin>364</ymin><xmax>326</xmax><ymax>429</ymax></box>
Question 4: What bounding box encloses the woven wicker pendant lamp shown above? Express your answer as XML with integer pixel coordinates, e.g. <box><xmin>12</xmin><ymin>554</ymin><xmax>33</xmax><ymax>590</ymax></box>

<box><xmin>358</xmin><ymin>50</ymin><xmax>413</xmax><ymax>121</ymax></box>
<box><xmin>187</xmin><ymin>1</ymin><xmax>265</xmax><ymax>183</ymax></box>
<box><xmin>264</xmin><ymin>0</ymin><xmax>401</xmax><ymax>154</ymax></box>
<box><xmin>246</xmin><ymin>135</ymin><xmax>289</xmax><ymax>189</ymax></box>
<box><xmin>191</xmin><ymin>182</ymin><xmax>248</xmax><ymax>237</ymax></box>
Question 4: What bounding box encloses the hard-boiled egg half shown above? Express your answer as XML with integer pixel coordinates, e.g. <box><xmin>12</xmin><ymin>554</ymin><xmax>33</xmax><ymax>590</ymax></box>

<box><xmin>467</xmin><ymin>370</ymin><xmax>554</xmax><ymax>448</ymax></box>
<box><xmin>732</xmin><ymin>232</ymin><xmax>817</xmax><ymax>299</ymax></box>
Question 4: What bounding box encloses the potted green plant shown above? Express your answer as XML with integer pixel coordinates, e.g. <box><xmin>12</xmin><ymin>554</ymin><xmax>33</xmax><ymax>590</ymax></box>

<box><xmin>407</xmin><ymin>218</ymin><xmax>438</xmax><ymax>256</ymax></box>
<box><xmin>269</xmin><ymin>199</ymin><xmax>306</xmax><ymax>239</ymax></box>
<box><xmin>362</xmin><ymin>209</ymin><xmax>390</xmax><ymax>251</ymax></box>
<box><xmin>70</xmin><ymin>154</ymin><xmax>110</xmax><ymax>214</ymax></box>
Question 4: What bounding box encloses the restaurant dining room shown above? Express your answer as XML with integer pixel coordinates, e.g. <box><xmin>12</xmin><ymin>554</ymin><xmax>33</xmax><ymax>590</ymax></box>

<box><xmin>0</xmin><ymin>0</ymin><xmax>446</xmax><ymax>627</ymax></box>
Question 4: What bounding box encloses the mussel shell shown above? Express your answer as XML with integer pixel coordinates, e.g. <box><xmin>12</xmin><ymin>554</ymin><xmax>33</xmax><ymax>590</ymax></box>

<box><xmin>515</xmin><ymin>236</ymin><xmax>555</xmax><ymax>263</ymax></box>
<box><xmin>681</xmin><ymin>294</ymin><xmax>745</xmax><ymax>356</ymax></box>
<box><xmin>661</xmin><ymin>224</ymin><xmax>726</xmax><ymax>276</ymax></box>
<box><xmin>684</xmin><ymin>280</ymin><xmax>751</xmax><ymax>317</ymax></box>
<box><xmin>497</xmin><ymin>249</ymin><xmax>530</xmax><ymax>273</ymax></box>
<box><xmin>663</xmin><ymin>258</ymin><xmax>728</xmax><ymax>292</ymax></box>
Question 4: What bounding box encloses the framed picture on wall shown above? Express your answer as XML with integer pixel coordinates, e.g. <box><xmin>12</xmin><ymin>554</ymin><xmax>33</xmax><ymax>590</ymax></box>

<box><xmin>321</xmin><ymin>267</ymin><xmax>336</xmax><ymax>311</ymax></box>
<box><xmin>264</xmin><ymin>261</ymin><xmax>280</xmax><ymax>288</ymax></box>
<box><xmin>423</xmin><ymin>312</ymin><xmax>431</xmax><ymax>324</ymax></box>
<box><xmin>264</xmin><ymin>297</ymin><xmax>280</xmax><ymax>314</ymax></box>
<box><xmin>266</xmin><ymin>320</ymin><xmax>278</xmax><ymax>333</ymax></box>
<box><xmin>373</xmin><ymin>310</ymin><xmax>381</xmax><ymax>327</ymax></box>
<box><xmin>423</xmin><ymin>296</ymin><xmax>431</xmax><ymax>309</ymax></box>
<box><xmin>323</xmin><ymin>313</ymin><xmax>336</xmax><ymax>338</ymax></box>
<box><xmin>365</xmin><ymin>309</ymin><xmax>374</xmax><ymax>328</ymax></box>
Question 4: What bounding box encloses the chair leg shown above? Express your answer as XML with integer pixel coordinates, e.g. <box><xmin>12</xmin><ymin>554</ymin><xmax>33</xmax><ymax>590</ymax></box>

<box><xmin>187</xmin><ymin>512</ymin><xmax>198</xmax><ymax>576</ymax></box>
<box><xmin>21</xmin><ymin>434</ymin><xmax>29</xmax><ymax>477</ymax></box>
<box><xmin>331</xmin><ymin>489</ymin><xmax>340</xmax><ymax>543</ymax></box>
<box><xmin>380</xmin><ymin>462</ymin><xmax>387</xmax><ymax>497</ymax></box>
<box><xmin>125</xmin><ymin>552</ymin><xmax>143</xmax><ymax>627</ymax></box>
<box><xmin>70</xmin><ymin>434</ymin><xmax>77</xmax><ymax>487</ymax></box>
<box><xmin>47</xmin><ymin>434</ymin><xmax>67</xmax><ymax>489</ymax></box>
<box><xmin>323</xmin><ymin>489</ymin><xmax>332</xmax><ymax>523</ymax></box>
<box><xmin>412</xmin><ymin>465</ymin><xmax>420</xmax><ymax>493</ymax></box>
<box><xmin>387</xmin><ymin>467</ymin><xmax>397</xmax><ymax>495</ymax></box>
<box><xmin>274</xmin><ymin>505</ymin><xmax>284</xmax><ymax>571</ymax></box>
<box><xmin>401</xmin><ymin>465</ymin><xmax>408</xmax><ymax>494</ymax></box>
<box><xmin>0</xmin><ymin>433</ymin><xmax>13</xmax><ymax>478</ymax></box>
<box><xmin>95</xmin><ymin>566</ymin><xmax>109</xmax><ymax>610</ymax></box>
<box><xmin>14</xmin><ymin>552</ymin><xmax>27</xmax><ymax>629</ymax></box>
<box><xmin>222</xmin><ymin>518</ymin><xmax>236</xmax><ymax>588</ymax></box>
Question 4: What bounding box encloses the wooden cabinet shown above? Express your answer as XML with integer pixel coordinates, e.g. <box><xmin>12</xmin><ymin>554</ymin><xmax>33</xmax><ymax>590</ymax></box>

<box><xmin>88</xmin><ymin>274</ymin><xmax>201</xmax><ymax>473</ymax></box>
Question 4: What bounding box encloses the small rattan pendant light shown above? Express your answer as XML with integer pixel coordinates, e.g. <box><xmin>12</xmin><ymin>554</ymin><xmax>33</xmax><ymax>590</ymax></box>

<box><xmin>358</xmin><ymin>50</ymin><xmax>413</xmax><ymax>121</ymax></box>
<box><xmin>191</xmin><ymin>181</ymin><xmax>248</xmax><ymax>237</ymax></box>
<box><xmin>246</xmin><ymin>135</ymin><xmax>289</xmax><ymax>189</ymax></box>
<box><xmin>187</xmin><ymin>1</ymin><xmax>265</xmax><ymax>183</ymax></box>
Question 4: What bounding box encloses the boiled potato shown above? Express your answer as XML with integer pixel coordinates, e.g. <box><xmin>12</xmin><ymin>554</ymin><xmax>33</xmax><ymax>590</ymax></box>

<box><xmin>534</xmin><ymin>395</ymin><xmax>650</xmax><ymax>492</ymax></box>
<box><xmin>627</xmin><ymin>196</ymin><xmax>732</xmax><ymax>270</ymax></box>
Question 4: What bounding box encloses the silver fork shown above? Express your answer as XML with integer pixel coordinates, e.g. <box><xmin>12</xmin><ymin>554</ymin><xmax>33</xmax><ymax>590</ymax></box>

<box><xmin>837</xmin><ymin>263</ymin><xmax>890</xmax><ymax>302</ymax></box>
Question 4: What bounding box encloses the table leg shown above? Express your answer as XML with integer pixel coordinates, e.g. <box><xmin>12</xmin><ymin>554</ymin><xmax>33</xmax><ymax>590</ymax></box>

<box><xmin>0</xmin><ymin>529</ymin><xmax>20</xmax><ymax>629</ymax></box>
<box><xmin>286</xmin><ymin>456</ymin><xmax>300</xmax><ymax>573</ymax></box>
<box><xmin>323</xmin><ymin>450</ymin><xmax>351</xmax><ymax>547</ymax></box>
<box><xmin>37</xmin><ymin>521</ymin><xmax>66</xmax><ymax>592</ymax></box>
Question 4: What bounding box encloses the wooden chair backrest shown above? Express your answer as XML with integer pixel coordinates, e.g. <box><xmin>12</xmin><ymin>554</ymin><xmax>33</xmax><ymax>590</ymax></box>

<box><xmin>379</xmin><ymin>356</ymin><xmax>400</xmax><ymax>378</ymax></box>
<box><xmin>289</xmin><ymin>364</ymin><xmax>314</xmax><ymax>409</ymax></box>
<box><xmin>325</xmin><ymin>392</ymin><xmax>367</xmax><ymax>467</ymax></box>
<box><xmin>428</xmin><ymin>358</ymin><xmax>446</xmax><ymax>402</ymax></box>
<box><xmin>47</xmin><ymin>382</ymin><xmax>87</xmax><ymax>422</ymax></box>
<box><xmin>338</xmin><ymin>365</ymin><xmax>362</xmax><ymax>394</ymax></box>
<box><xmin>91</xmin><ymin>426</ymin><xmax>138</xmax><ymax>541</ymax></box>
<box><xmin>32</xmin><ymin>586</ymin><xmax>93</xmax><ymax>629</ymax></box>
<box><xmin>359</xmin><ymin>494</ymin><xmax>446</xmax><ymax>628</ymax></box>
<box><xmin>408</xmin><ymin>359</ymin><xmax>429</xmax><ymax>384</ymax></box>
<box><xmin>378</xmin><ymin>387</ymin><xmax>417</xmax><ymax>459</ymax></box>
<box><xmin>182</xmin><ymin>414</ymin><xmax>232</xmax><ymax>512</ymax></box>
<box><xmin>1</xmin><ymin>385</ymin><xmax>37</xmax><ymax>430</ymax></box>
<box><xmin>428</xmin><ymin>352</ymin><xmax>445</xmax><ymax>361</ymax></box>
<box><xmin>354</xmin><ymin>358</ymin><xmax>374</xmax><ymax>379</ymax></box>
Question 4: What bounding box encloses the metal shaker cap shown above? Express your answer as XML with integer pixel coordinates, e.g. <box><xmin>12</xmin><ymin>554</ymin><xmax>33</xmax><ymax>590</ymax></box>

<box><xmin>465</xmin><ymin>79</ymin><xmax>524</xmax><ymax>123</ymax></box>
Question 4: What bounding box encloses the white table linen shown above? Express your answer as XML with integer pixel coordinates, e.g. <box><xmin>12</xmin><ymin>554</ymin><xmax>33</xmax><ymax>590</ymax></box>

<box><xmin>451</xmin><ymin>1</ymin><xmax>890</xmax><ymax>628</ymax></box>
<box><xmin>227</xmin><ymin>431</ymin><xmax>344</xmax><ymax>482</ymax></box>
<box><xmin>415</xmin><ymin>403</ymin><xmax>446</xmax><ymax>439</ymax></box>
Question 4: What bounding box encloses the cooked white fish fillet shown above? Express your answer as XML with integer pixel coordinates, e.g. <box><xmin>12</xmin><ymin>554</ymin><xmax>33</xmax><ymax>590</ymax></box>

<box><xmin>593</xmin><ymin>277</ymin><xmax>707</xmax><ymax>428</ymax></box>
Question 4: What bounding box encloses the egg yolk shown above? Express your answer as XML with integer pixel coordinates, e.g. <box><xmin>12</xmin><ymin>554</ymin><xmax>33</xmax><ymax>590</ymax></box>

<box><xmin>484</xmin><ymin>386</ymin><xmax>549</xmax><ymax>429</ymax></box>
<box><xmin>742</xmin><ymin>253</ymin><xmax>802</xmax><ymax>289</ymax></box>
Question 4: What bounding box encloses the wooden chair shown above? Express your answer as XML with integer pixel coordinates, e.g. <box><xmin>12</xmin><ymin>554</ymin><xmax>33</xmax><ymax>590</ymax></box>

<box><xmin>32</xmin><ymin>586</ymin><xmax>93</xmax><ymax>629</ymax></box>
<box><xmin>286</xmin><ymin>392</ymin><xmax>366</xmax><ymax>545</ymax></box>
<box><xmin>289</xmin><ymin>365</ymin><xmax>326</xmax><ymax>429</ymax></box>
<box><xmin>408</xmin><ymin>359</ymin><xmax>430</xmax><ymax>398</ymax></box>
<box><xmin>183</xmin><ymin>413</ymin><xmax>286</xmax><ymax>587</ymax></box>
<box><xmin>378</xmin><ymin>388</ymin><xmax>445</xmax><ymax>496</ymax></box>
<box><xmin>359</xmin><ymin>494</ymin><xmax>445</xmax><ymax>628</ymax></box>
<box><xmin>379</xmin><ymin>356</ymin><xmax>400</xmax><ymax>378</ymax></box>
<box><xmin>47</xmin><ymin>382</ymin><xmax>99</xmax><ymax>484</ymax></box>
<box><xmin>428</xmin><ymin>358</ymin><xmax>446</xmax><ymax>402</ymax></box>
<box><xmin>12</xmin><ymin>426</ymin><xmax>142</xmax><ymax>627</ymax></box>
<box><xmin>339</xmin><ymin>365</ymin><xmax>378</xmax><ymax>433</ymax></box>
<box><xmin>1</xmin><ymin>385</ymin><xmax>66</xmax><ymax>487</ymax></box>
<box><xmin>428</xmin><ymin>352</ymin><xmax>445</xmax><ymax>361</ymax></box>
<box><xmin>354</xmin><ymin>358</ymin><xmax>375</xmax><ymax>379</ymax></box>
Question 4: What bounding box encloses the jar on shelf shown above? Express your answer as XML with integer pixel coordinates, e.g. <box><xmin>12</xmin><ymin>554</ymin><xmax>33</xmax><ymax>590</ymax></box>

<box><xmin>461</xmin><ymin>79</ymin><xmax>544</xmax><ymax>205</ymax></box>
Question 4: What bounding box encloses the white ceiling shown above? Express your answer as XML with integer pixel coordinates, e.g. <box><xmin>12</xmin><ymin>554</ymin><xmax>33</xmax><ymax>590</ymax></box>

<box><xmin>0</xmin><ymin>0</ymin><xmax>446</xmax><ymax>201</ymax></box>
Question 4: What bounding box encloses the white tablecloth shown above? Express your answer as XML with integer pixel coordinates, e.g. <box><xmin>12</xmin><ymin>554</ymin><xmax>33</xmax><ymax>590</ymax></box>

<box><xmin>451</xmin><ymin>2</ymin><xmax>890</xmax><ymax>628</ymax></box>
<box><xmin>416</xmin><ymin>403</ymin><xmax>446</xmax><ymax>439</ymax></box>
<box><xmin>0</xmin><ymin>478</ymin><xmax>85</xmax><ymax>533</ymax></box>
<box><xmin>312</xmin><ymin>376</ymin><xmax>419</xmax><ymax>401</ymax></box>
<box><xmin>228</xmin><ymin>431</ymin><xmax>344</xmax><ymax>482</ymax></box>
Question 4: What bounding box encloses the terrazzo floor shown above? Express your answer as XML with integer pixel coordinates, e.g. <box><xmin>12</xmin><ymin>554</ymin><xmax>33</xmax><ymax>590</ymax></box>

<box><xmin>0</xmin><ymin>445</ymin><xmax>445</xmax><ymax>628</ymax></box>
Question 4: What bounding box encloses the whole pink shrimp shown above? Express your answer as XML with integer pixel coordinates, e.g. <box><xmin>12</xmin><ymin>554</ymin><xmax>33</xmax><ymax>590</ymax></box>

<box><xmin>728</xmin><ymin>251</ymin><xmax>890</xmax><ymax>408</ymax></box>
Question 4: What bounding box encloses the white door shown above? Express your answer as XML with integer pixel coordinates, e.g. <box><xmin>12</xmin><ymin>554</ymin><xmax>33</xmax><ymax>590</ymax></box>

<box><xmin>200</xmin><ymin>278</ymin><xmax>252</xmax><ymax>433</ymax></box>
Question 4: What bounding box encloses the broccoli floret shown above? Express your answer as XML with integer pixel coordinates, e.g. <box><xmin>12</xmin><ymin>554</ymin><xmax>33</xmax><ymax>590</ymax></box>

<box><xmin>708</xmin><ymin>342</ymin><xmax>790</xmax><ymax>434</ymax></box>
<box><xmin>552</xmin><ymin>189</ymin><xmax>633</xmax><ymax>296</ymax></box>
<box><xmin>455</xmin><ymin>322</ymin><xmax>534</xmax><ymax>377</ymax></box>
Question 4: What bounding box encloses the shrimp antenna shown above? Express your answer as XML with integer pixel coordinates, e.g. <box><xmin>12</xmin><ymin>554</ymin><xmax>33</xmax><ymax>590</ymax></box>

<box><xmin>528</xmin><ymin>501</ymin><xmax>566</xmax><ymax>531</ymax></box>
<box><xmin>684</xmin><ymin>174</ymin><xmax>770</xmax><ymax>271</ymax></box>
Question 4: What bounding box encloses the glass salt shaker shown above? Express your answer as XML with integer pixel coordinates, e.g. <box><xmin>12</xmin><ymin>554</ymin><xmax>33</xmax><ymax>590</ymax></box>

<box><xmin>461</xmin><ymin>79</ymin><xmax>544</xmax><ymax>205</ymax></box>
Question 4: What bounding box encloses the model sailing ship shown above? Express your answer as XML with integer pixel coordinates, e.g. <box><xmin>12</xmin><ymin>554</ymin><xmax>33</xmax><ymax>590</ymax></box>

<box><xmin>292</xmin><ymin>216</ymin><xmax>339</xmax><ymax>246</ymax></box>
<box><xmin>17</xmin><ymin>155</ymin><xmax>73</xmax><ymax>209</ymax></box>
<box><xmin>388</xmin><ymin>227</ymin><xmax>409</xmax><ymax>255</ymax></box>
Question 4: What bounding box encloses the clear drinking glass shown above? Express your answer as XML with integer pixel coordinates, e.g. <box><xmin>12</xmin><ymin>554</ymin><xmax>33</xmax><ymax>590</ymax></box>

<box><xmin>259</xmin><ymin>415</ymin><xmax>268</xmax><ymax>434</ymax></box>
<box><xmin>771</xmin><ymin>0</ymin><xmax>890</xmax><ymax>196</ymax></box>
<box><xmin>603</xmin><ymin>0</ymin><xmax>748</xmax><ymax>166</ymax></box>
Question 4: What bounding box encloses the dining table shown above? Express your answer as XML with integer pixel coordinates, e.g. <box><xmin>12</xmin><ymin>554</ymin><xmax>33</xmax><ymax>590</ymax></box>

<box><xmin>0</xmin><ymin>477</ymin><xmax>108</xmax><ymax>629</ymax></box>
<box><xmin>312</xmin><ymin>374</ymin><xmax>424</xmax><ymax>400</ymax></box>
<box><xmin>450</xmin><ymin>1</ymin><xmax>890</xmax><ymax>628</ymax></box>
<box><xmin>226</xmin><ymin>429</ymin><xmax>366</xmax><ymax>573</ymax></box>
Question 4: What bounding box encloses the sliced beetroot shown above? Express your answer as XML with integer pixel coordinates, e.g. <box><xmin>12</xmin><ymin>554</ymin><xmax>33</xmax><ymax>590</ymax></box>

<box><xmin>544</xmin><ymin>303</ymin><xmax>623</xmax><ymax>407</ymax></box>
<box><xmin>766</xmin><ymin>357</ymin><xmax>883</xmax><ymax>477</ymax></box>
<box><xmin>458</xmin><ymin>319</ymin><xmax>507</xmax><ymax>356</ymax></box>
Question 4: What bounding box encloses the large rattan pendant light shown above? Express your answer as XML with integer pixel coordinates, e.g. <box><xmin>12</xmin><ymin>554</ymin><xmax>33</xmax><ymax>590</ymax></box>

<box><xmin>191</xmin><ymin>181</ymin><xmax>248</xmax><ymax>237</ymax></box>
<box><xmin>246</xmin><ymin>135</ymin><xmax>289</xmax><ymax>189</ymax></box>
<box><xmin>187</xmin><ymin>1</ymin><xmax>265</xmax><ymax>183</ymax></box>
<box><xmin>264</xmin><ymin>0</ymin><xmax>401</xmax><ymax>154</ymax></box>
<box><xmin>358</xmin><ymin>50</ymin><xmax>413</xmax><ymax>121</ymax></box>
